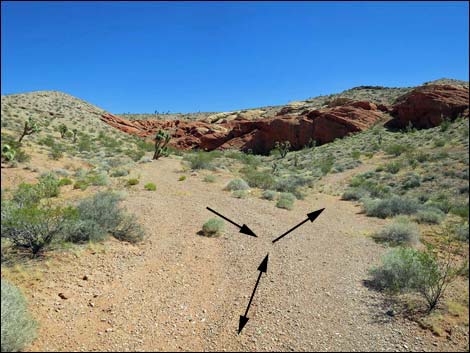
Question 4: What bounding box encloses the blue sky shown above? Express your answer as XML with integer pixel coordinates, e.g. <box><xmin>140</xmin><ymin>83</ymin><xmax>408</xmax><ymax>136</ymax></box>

<box><xmin>1</xmin><ymin>1</ymin><xmax>468</xmax><ymax>113</ymax></box>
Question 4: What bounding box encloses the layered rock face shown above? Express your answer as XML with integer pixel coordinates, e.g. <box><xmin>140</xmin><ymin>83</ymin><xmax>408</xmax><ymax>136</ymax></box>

<box><xmin>101</xmin><ymin>100</ymin><xmax>383</xmax><ymax>154</ymax></box>
<box><xmin>100</xmin><ymin>84</ymin><xmax>469</xmax><ymax>154</ymax></box>
<box><xmin>387</xmin><ymin>84</ymin><xmax>469</xmax><ymax>128</ymax></box>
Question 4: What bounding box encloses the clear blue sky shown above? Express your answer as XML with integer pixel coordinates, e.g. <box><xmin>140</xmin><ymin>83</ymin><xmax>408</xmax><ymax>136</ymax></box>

<box><xmin>1</xmin><ymin>1</ymin><xmax>468</xmax><ymax>113</ymax></box>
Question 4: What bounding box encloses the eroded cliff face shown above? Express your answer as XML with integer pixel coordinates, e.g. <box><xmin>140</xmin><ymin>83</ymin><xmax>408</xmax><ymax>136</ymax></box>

<box><xmin>100</xmin><ymin>84</ymin><xmax>469</xmax><ymax>154</ymax></box>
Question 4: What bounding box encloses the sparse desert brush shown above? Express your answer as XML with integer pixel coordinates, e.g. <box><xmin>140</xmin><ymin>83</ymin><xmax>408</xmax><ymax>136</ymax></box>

<box><xmin>369</xmin><ymin>244</ymin><xmax>459</xmax><ymax>312</ymax></box>
<box><xmin>262</xmin><ymin>190</ymin><xmax>278</xmax><ymax>201</ymax></box>
<box><xmin>372</xmin><ymin>217</ymin><xmax>420</xmax><ymax>246</ymax></box>
<box><xmin>232</xmin><ymin>190</ymin><xmax>247</xmax><ymax>198</ymax></box>
<box><xmin>202</xmin><ymin>218</ymin><xmax>224</xmax><ymax>237</ymax></box>
<box><xmin>87</xmin><ymin>173</ymin><xmax>109</xmax><ymax>186</ymax></box>
<box><xmin>58</xmin><ymin>178</ymin><xmax>73</xmax><ymax>187</ymax></box>
<box><xmin>144</xmin><ymin>182</ymin><xmax>156</xmax><ymax>191</ymax></box>
<box><xmin>110</xmin><ymin>169</ymin><xmax>129</xmax><ymax>177</ymax></box>
<box><xmin>276</xmin><ymin>192</ymin><xmax>296</xmax><ymax>210</ymax></box>
<box><xmin>1</xmin><ymin>280</ymin><xmax>37</xmax><ymax>352</ymax></box>
<box><xmin>415</xmin><ymin>208</ymin><xmax>445</xmax><ymax>224</ymax></box>
<box><xmin>183</xmin><ymin>151</ymin><xmax>220</xmax><ymax>170</ymax></box>
<box><xmin>363</xmin><ymin>196</ymin><xmax>419</xmax><ymax>218</ymax></box>
<box><xmin>384</xmin><ymin>161</ymin><xmax>402</xmax><ymax>174</ymax></box>
<box><xmin>73</xmin><ymin>180</ymin><xmax>89</xmax><ymax>191</ymax></box>
<box><xmin>241</xmin><ymin>168</ymin><xmax>275</xmax><ymax>189</ymax></box>
<box><xmin>225</xmin><ymin>178</ymin><xmax>249</xmax><ymax>191</ymax></box>
<box><xmin>342</xmin><ymin>188</ymin><xmax>367</xmax><ymax>201</ymax></box>
<box><xmin>127</xmin><ymin>178</ymin><xmax>139</xmax><ymax>186</ymax></box>
<box><xmin>203</xmin><ymin>175</ymin><xmax>216</xmax><ymax>183</ymax></box>
<box><xmin>383</xmin><ymin>143</ymin><xmax>410</xmax><ymax>156</ymax></box>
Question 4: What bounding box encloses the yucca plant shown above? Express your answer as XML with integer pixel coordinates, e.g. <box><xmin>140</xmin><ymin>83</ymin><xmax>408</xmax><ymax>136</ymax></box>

<box><xmin>18</xmin><ymin>117</ymin><xmax>41</xmax><ymax>143</ymax></box>
<box><xmin>152</xmin><ymin>130</ymin><xmax>171</xmax><ymax>160</ymax></box>
<box><xmin>1</xmin><ymin>144</ymin><xmax>16</xmax><ymax>162</ymax></box>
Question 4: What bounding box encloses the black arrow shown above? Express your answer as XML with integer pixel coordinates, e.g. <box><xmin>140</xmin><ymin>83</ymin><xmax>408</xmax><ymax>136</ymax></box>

<box><xmin>206</xmin><ymin>207</ymin><xmax>257</xmax><ymax>237</ymax></box>
<box><xmin>238</xmin><ymin>254</ymin><xmax>269</xmax><ymax>334</ymax></box>
<box><xmin>272</xmin><ymin>208</ymin><xmax>325</xmax><ymax>244</ymax></box>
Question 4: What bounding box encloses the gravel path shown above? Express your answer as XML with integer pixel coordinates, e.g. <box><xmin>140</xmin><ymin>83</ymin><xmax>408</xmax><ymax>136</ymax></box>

<box><xmin>25</xmin><ymin>157</ymin><xmax>465</xmax><ymax>351</ymax></box>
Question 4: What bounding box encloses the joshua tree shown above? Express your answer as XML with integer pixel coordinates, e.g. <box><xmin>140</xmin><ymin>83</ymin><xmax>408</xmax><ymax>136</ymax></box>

<box><xmin>18</xmin><ymin>117</ymin><xmax>41</xmax><ymax>143</ymax></box>
<box><xmin>153</xmin><ymin>130</ymin><xmax>171</xmax><ymax>160</ymax></box>
<box><xmin>275</xmin><ymin>140</ymin><xmax>291</xmax><ymax>159</ymax></box>
<box><xmin>58</xmin><ymin>124</ymin><xmax>68</xmax><ymax>138</ymax></box>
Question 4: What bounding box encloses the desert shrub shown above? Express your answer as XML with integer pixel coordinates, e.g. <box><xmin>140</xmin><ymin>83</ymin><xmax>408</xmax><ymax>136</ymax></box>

<box><xmin>78</xmin><ymin>135</ymin><xmax>92</xmax><ymax>152</ymax></box>
<box><xmin>453</xmin><ymin>223</ymin><xmax>469</xmax><ymax>242</ymax></box>
<box><xmin>38</xmin><ymin>135</ymin><xmax>55</xmax><ymax>147</ymax></box>
<box><xmin>202</xmin><ymin>218</ymin><xmax>224</xmax><ymax>237</ymax></box>
<box><xmin>433</xmin><ymin>139</ymin><xmax>446</xmax><ymax>147</ymax></box>
<box><xmin>76</xmin><ymin>192</ymin><xmax>122</xmax><ymax>232</ymax></box>
<box><xmin>318</xmin><ymin>155</ymin><xmax>335</xmax><ymax>175</ymax></box>
<box><xmin>225</xmin><ymin>179</ymin><xmax>249</xmax><ymax>191</ymax></box>
<box><xmin>50</xmin><ymin>144</ymin><xmax>64</xmax><ymax>160</ymax></box>
<box><xmin>73</xmin><ymin>180</ymin><xmax>89</xmax><ymax>191</ymax></box>
<box><xmin>351</xmin><ymin>150</ymin><xmax>361</xmax><ymax>160</ymax></box>
<box><xmin>127</xmin><ymin>178</ymin><xmax>139</xmax><ymax>186</ymax></box>
<box><xmin>110</xmin><ymin>169</ymin><xmax>129</xmax><ymax>177</ymax></box>
<box><xmin>384</xmin><ymin>161</ymin><xmax>402</xmax><ymax>174</ymax></box>
<box><xmin>276</xmin><ymin>192</ymin><xmax>295</xmax><ymax>210</ymax></box>
<box><xmin>37</xmin><ymin>173</ymin><xmax>60</xmax><ymax>198</ymax></box>
<box><xmin>58</xmin><ymin>178</ymin><xmax>73</xmax><ymax>187</ymax></box>
<box><xmin>402</xmin><ymin>173</ymin><xmax>421</xmax><ymax>189</ymax></box>
<box><xmin>183</xmin><ymin>151</ymin><xmax>219</xmax><ymax>170</ymax></box>
<box><xmin>124</xmin><ymin>148</ymin><xmax>145</xmax><ymax>162</ymax></box>
<box><xmin>232</xmin><ymin>190</ymin><xmax>247</xmax><ymax>198</ymax></box>
<box><xmin>425</xmin><ymin>193</ymin><xmax>453</xmax><ymax>213</ymax></box>
<box><xmin>241</xmin><ymin>168</ymin><xmax>275</xmax><ymax>189</ymax></box>
<box><xmin>62</xmin><ymin>218</ymin><xmax>106</xmax><ymax>243</ymax></box>
<box><xmin>274</xmin><ymin>174</ymin><xmax>313</xmax><ymax>197</ymax></box>
<box><xmin>372</xmin><ymin>218</ymin><xmax>420</xmax><ymax>246</ymax></box>
<box><xmin>450</xmin><ymin>203</ymin><xmax>469</xmax><ymax>219</ymax></box>
<box><xmin>1</xmin><ymin>280</ymin><xmax>37</xmax><ymax>352</ymax></box>
<box><xmin>369</xmin><ymin>246</ymin><xmax>458</xmax><ymax>312</ymax></box>
<box><xmin>87</xmin><ymin>173</ymin><xmax>109</xmax><ymax>186</ymax></box>
<box><xmin>384</xmin><ymin>143</ymin><xmax>410</xmax><ymax>156</ymax></box>
<box><xmin>363</xmin><ymin>196</ymin><xmax>419</xmax><ymax>218</ymax></box>
<box><xmin>144</xmin><ymin>182</ymin><xmax>156</xmax><ymax>191</ymax></box>
<box><xmin>342</xmin><ymin>188</ymin><xmax>368</xmax><ymax>201</ymax></box>
<box><xmin>415</xmin><ymin>208</ymin><xmax>445</xmax><ymax>225</ymax></box>
<box><xmin>203</xmin><ymin>175</ymin><xmax>216</xmax><ymax>183</ymax></box>
<box><xmin>178</xmin><ymin>175</ymin><xmax>186</xmax><ymax>181</ymax></box>
<box><xmin>262</xmin><ymin>190</ymin><xmax>278</xmax><ymax>201</ymax></box>
<box><xmin>12</xmin><ymin>183</ymin><xmax>42</xmax><ymax>207</ymax></box>
<box><xmin>1</xmin><ymin>203</ymin><xmax>76</xmax><ymax>255</ymax></box>
<box><xmin>110</xmin><ymin>214</ymin><xmax>144</xmax><ymax>243</ymax></box>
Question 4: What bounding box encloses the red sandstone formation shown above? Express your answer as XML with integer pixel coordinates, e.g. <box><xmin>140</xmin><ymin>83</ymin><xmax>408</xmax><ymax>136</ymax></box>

<box><xmin>101</xmin><ymin>100</ymin><xmax>384</xmax><ymax>154</ymax></box>
<box><xmin>388</xmin><ymin>84</ymin><xmax>469</xmax><ymax>129</ymax></box>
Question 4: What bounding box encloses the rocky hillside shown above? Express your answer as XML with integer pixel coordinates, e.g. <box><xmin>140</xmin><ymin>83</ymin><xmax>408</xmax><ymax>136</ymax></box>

<box><xmin>101</xmin><ymin>83</ymin><xmax>469</xmax><ymax>155</ymax></box>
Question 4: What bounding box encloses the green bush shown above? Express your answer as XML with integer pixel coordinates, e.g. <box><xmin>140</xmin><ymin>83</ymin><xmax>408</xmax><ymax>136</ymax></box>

<box><xmin>37</xmin><ymin>173</ymin><xmax>60</xmax><ymax>198</ymax></box>
<box><xmin>453</xmin><ymin>223</ymin><xmax>469</xmax><ymax>242</ymax></box>
<box><xmin>58</xmin><ymin>178</ymin><xmax>73</xmax><ymax>187</ymax></box>
<box><xmin>87</xmin><ymin>173</ymin><xmax>109</xmax><ymax>186</ymax></box>
<box><xmin>342</xmin><ymin>188</ymin><xmax>368</xmax><ymax>201</ymax></box>
<box><xmin>127</xmin><ymin>178</ymin><xmax>139</xmax><ymax>186</ymax></box>
<box><xmin>384</xmin><ymin>161</ymin><xmax>402</xmax><ymax>174</ymax></box>
<box><xmin>261</xmin><ymin>190</ymin><xmax>277</xmax><ymax>201</ymax></box>
<box><xmin>144</xmin><ymin>182</ymin><xmax>156</xmax><ymax>191</ymax></box>
<box><xmin>384</xmin><ymin>143</ymin><xmax>410</xmax><ymax>156</ymax></box>
<box><xmin>111</xmin><ymin>214</ymin><xmax>144</xmax><ymax>243</ymax></box>
<box><xmin>202</xmin><ymin>218</ymin><xmax>224</xmax><ymax>237</ymax></box>
<box><xmin>241</xmin><ymin>168</ymin><xmax>275</xmax><ymax>189</ymax></box>
<box><xmin>369</xmin><ymin>246</ymin><xmax>458</xmax><ymax>311</ymax></box>
<box><xmin>203</xmin><ymin>175</ymin><xmax>216</xmax><ymax>183</ymax></box>
<box><xmin>110</xmin><ymin>169</ymin><xmax>129</xmax><ymax>177</ymax></box>
<box><xmin>1</xmin><ymin>203</ymin><xmax>76</xmax><ymax>255</ymax></box>
<box><xmin>178</xmin><ymin>175</ymin><xmax>186</xmax><ymax>181</ymax></box>
<box><xmin>232</xmin><ymin>190</ymin><xmax>247</xmax><ymax>198</ymax></box>
<box><xmin>1</xmin><ymin>280</ymin><xmax>37</xmax><ymax>352</ymax></box>
<box><xmin>372</xmin><ymin>218</ymin><xmax>420</xmax><ymax>246</ymax></box>
<box><xmin>183</xmin><ymin>151</ymin><xmax>220</xmax><ymax>170</ymax></box>
<box><xmin>402</xmin><ymin>173</ymin><xmax>421</xmax><ymax>189</ymax></box>
<box><xmin>415</xmin><ymin>208</ymin><xmax>445</xmax><ymax>225</ymax></box>
<box><xmin>276</xmin><ymin>192</ymin><xmax>295</xmax><ymax>210</ymax></box>
<box><xmin>73</xmin><ymin>180</ymin><xmax>89</xmax><ymax>191</ymax></box>
<box><xmin>225</xmin><ymin>179</ymin><xmax>249</xmax><ymax>191</ymax></box>
<box><xmin>450</xmin><ymin>203</ymin><xmax>469</xmax><ymax>219</ymax></box>
<box><xmin>12</xmin><ymin>183</ymin><xmax>42</xmax><ymax>207</ymax></box>
<box><xmin>50</xmin><ymin>144</ymin><xmax>64</xmax><ymax>160</ymax></box>
<box><xmin>363</xmin><ymin>196</ymin><xmax>419</xmax><ymax>218</ymax></box>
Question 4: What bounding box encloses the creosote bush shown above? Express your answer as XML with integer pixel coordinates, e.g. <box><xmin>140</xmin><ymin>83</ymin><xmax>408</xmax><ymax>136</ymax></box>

<box><xmin>262</xmin><ymin>190</ymin><xmax>278</xmax><ymax>201</ymax></box>
<box><xmin>127</xmin><ymin>178</ymin><xmax>139</xmax><ymax>186</ymax></box>
<box><xmin>202</xmin><ymin>218</ymin><xmax>224</xmax><ymax>237</ymax></box>
<box><xmin>203</xmin><ymin>175</ymin><xmax>216</xmax><ymax>183</ymax></box>
<box><xmin>232</xmin><ymin>190</ymin><xmax>247</xmax><ymax>198</ymax></box>
<box><xmin>363</xmin><ymin>196</ymin><xmax>419</xmax><ymax>218</ymax></box>
<box><xmin>1</xmin><ymin>280</ymin><xmax>37</xmax><ymax>352</ymax></box>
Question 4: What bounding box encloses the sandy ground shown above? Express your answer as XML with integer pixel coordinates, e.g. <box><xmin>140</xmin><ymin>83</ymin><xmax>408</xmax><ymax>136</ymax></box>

<box><xmin>6</xmin><ymin>157</ymin><xmax>466</xmax><ymax>351</ymax></box>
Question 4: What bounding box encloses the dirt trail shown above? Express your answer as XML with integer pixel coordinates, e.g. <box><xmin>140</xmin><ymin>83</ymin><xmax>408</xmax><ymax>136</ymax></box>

<box><xmin>25</xmin><ymin>158</ymin><xmax>463</xmax><ymax>351</ymax></box>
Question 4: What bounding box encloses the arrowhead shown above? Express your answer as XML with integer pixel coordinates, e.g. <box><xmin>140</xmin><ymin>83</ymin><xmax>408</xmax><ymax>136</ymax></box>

<box><xmin>240</xmin><ymin>224</ymin><xmax>257</xmax><ymax>237</ymax></box>
<box><xmin>238</xmin><ymin>316</ymin><xmax>249</xmax><ymax>334</ymax></box>
<box><xmin>257</xmin><ymin>254</ymin><xmax>269</xmax><ymax>273</ymax></box>
<box><xmin>307</xmin><ymin>208</ymin><xmax>325</xmax><ymax>222</ymax></box>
